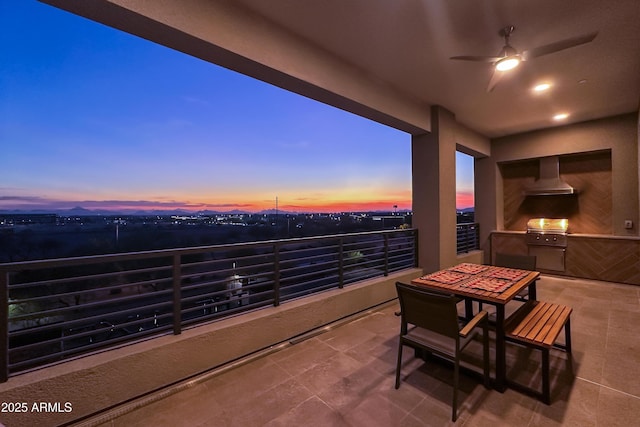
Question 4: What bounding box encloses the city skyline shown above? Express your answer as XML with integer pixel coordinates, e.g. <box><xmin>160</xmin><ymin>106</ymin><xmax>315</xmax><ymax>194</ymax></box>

<box><xmin>1</xmin><ymin>1</ymin><xmax>474</xmax><ymax>215</ymax></box>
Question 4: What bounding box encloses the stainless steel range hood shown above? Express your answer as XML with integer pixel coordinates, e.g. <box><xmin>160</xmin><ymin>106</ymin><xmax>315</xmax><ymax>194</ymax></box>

<box><xmin>524</xmin><ymin>156</ymin><xmax>577</xmax><ymax>196</ymax></box>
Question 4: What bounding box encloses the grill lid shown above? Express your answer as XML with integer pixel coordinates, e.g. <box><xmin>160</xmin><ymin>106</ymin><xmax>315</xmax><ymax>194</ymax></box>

<box><xmin>526</xmin><ymin>218</ymin><xmax>569</xmax><ymax>233</ymax></box>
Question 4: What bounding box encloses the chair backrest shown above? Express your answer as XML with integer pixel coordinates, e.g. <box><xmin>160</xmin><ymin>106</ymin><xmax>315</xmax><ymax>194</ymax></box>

<box><xmin>494</xmin><ymin>252</ymin><xmax>536</xmax><ymax>270</ymax></box>
<box><xmin>395</xmin><ymin>282</ymin><xmax>460</xmax><ymax>338</ymax></box>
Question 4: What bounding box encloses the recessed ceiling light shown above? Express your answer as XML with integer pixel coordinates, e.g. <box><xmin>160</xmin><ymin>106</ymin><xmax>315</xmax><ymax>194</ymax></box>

<box><xmin>553</xmin><ymin>113</ymin><xmax>569</xmax><ymax>121</ymax></box>
<box><xmin>533</xmin><ymin>83</ymin><xmax>551</xmax><ymax>92</ymax></box>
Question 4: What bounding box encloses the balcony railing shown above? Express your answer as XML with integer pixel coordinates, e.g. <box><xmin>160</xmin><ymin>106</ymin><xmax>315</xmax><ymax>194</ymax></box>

<box><xmin>0</xmin><ymin>229</ymin><xmax>417</xmax><ymax>382</ymax></box>
<box><xmin>456</xmin><ymin>222</ymin><xmax>480</xmax><ymax>253</ymax></box>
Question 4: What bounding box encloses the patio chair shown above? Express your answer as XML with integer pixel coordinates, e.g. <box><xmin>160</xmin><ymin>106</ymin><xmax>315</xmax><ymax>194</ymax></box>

<box><xmin>394</xmin><ymin>282</ymin><xmax>490</xmax><ymax>422</ymax></box>
<box><xmin>476</xmin><ymin>253</ymin><xmax>538</xmax><ymax>317</ymax></box>
<box><xmin>495</xmin><ymin>253</ymin><xmax>537</xmax><ymax>301</ymax></box>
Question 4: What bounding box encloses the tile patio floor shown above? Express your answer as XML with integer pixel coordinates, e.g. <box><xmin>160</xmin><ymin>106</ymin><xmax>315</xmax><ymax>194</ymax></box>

<box><xmin>74</xmin><ymin>275</ymin><xmax>640</xmax><ymax>426</ymax></box>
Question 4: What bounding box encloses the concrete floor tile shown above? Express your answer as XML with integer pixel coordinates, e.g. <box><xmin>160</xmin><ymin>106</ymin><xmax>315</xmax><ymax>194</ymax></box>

<box><xmin>74</xmin><ymin>275</ymin><xmax>640</xmax><ymax>427</ymax></box>
<box><xmin>270</xmin><ymin>337</ymin><xmax>339</xmax><ymax>377</ymax></box>
<box><xmin>263</xmin><ymin>396</ymin><xmax>349</xmax><ymax>427</ymax></box>
<box><xmin>293</xmin><ymin>352</ymin><xmax>364</xmax><ymax>395</ymax></box>
<box><xmin>202</xmin><ymin>377</ymin><xmax>314</xmax><ymax>427</ymax></box>
<box><xmin>596</xmin><ymin>386</ymin><xmax>640</xmax><ymax>427</ymax></box>
<box><xmin>528</xmin><ymin>378</ymin><xmax>599</xmax><ymax>427</ymax></box>
<box><xmin>318</xmin><ymin>321</ymin><xmax>379</xmax><ymax>352</ymax></box>
<box><xmin>341</xmin><ymin>393</ymin><xmax>410</xmax><ymax>427</ymax></box>
<box><xmin>600</xmin><ymin>355</ymin><xmax>640</xmax><ymax>397</ymax></box>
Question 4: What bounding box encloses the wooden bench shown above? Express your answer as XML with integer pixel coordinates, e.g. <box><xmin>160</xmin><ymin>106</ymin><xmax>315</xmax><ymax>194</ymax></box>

<box><xmin>504</xmin><ymin>300</ymin><xmax>572</xmax><ymax>404</ymax></box>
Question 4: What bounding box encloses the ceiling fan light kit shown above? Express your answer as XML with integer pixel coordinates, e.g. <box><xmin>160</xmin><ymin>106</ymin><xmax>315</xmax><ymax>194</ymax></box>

<box><xmin>495</xmin><ymin>56</ymin><xmax>520</xmax><ymax>71</ymax></box>
<box><xmin>450</xmin><ymin>25</ymin><xmax>597</xmax><ymax>92</ymax></box>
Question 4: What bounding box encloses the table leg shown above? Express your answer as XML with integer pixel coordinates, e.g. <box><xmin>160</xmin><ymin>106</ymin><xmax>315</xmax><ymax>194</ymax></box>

<box><xmin>495</xmin><ymin>304</ymin><xmax>506</xmax><ymax>392</ymax></box>
<box><xmin>464</xmin><ymin>298</ymin><xmax>474</xmax><ymax>320</ymax></box>
<box><xmin>528</xmin><ymin>280</ymin><xmax>537</xmax><ymax>301</ymax></box>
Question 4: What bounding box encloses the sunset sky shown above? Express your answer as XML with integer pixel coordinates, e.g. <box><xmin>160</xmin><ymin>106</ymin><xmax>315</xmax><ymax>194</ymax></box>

<box><xmin>1</xmin><ymin>1</ymin><xmax>474</xmax><ymax>214</ymax></box>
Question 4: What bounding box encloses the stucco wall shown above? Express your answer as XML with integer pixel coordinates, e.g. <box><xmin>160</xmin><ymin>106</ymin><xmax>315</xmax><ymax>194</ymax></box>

<box><xmin>0</xmin><ymin>268</ymin><xmax>420</xmax><ymax>427</ymax></box>
<box><xmin>412</xmin><ymin>107</ymin><xmax>458</xmax><ymax>271</ymax></box>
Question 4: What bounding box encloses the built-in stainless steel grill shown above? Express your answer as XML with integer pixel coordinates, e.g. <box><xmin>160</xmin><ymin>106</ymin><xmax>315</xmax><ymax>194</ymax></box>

<box><xmin>525</xmin><ymin>218</ymin><xmax>569</xmax><ymax>247</ymax></box>
<box><xmin>526</xmin><ymin>218</ymin><xmax>569</xmax><ymax>271</ymax></box>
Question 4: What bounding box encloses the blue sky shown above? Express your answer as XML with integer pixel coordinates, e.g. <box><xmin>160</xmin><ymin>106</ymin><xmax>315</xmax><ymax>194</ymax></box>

<box><xmin>1</xmin><ymin>1</ymin><xmax>474</xmax><ymax>213</ymax></box>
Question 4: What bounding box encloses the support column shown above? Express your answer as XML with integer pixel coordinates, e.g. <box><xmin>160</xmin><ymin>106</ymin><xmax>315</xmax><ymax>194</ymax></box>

<box><xmin>475</xmin><ymin>156</ymin><xmax>500</xmax><ymax>259</ymax></box>
<box><xmin>411</xmin><ymin>106</ymin><xmax>458</xmax><ymax>272</ymax></box>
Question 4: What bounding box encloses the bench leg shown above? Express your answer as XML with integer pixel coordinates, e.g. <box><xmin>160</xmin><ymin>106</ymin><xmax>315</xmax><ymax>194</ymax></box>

<box><xmin>542</xmin><ymin>348</ymin><xmax>551</xmax><ymax>405</ymax></box>
<box><xmin>565</xmin><ymin>318</ymin><xmax>572</xmax><ymax>354</ymax></box>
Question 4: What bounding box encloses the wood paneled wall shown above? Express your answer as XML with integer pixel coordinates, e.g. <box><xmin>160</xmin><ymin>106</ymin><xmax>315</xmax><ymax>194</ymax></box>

<box><xmin>489</xmin><ymin>232</ymin><xmax>528</xmax><ymax>265</ymax></box>
<box><xmin>566</xmin><ymin>236</ymin><xmax>640</xmax><ymax>285</ymax></box>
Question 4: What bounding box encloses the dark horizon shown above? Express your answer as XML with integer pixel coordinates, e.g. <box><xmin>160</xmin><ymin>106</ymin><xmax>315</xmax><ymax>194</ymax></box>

<box><xmin>0</xmin><ymin>205</ymin><xmax>473</xmax><ymax>217</ymax></box>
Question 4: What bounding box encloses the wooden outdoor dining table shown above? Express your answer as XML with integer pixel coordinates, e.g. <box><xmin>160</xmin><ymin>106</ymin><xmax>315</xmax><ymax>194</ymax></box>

<box><xmin>411</xmin><ymin>263</ymin><xmax>540</xmax><ymax>392</ymax></box>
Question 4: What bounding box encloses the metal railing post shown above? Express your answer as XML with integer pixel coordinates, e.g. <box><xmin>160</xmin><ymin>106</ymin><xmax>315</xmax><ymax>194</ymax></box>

<box><xmin>273</xmin><ymin>243</ymin><xmax>280</xmax><ymax>306</ymax></box>
<box><xmin>383</xmin><ymin>233</ymin><xmax>389</xmax><ymax>276</ymax></box>
<box><xmin>338</xmin><ymin>238</ymin><xmax>344</xmax><ymax>288</ymax></box>
<box><xmin>172</xmin><ymin>254</ymin><xmax>182</xmax><ymax>335</ymax></box>
<box><xmin>1</xmin><ymin>270</ymin><xmax>8</xmax><ymax>382</ymax></box>
<box><xmin>456</xmin><ymin>223</ymin><xmax>480</xmax><ymax>254</ymax></box>
<box><xmin>413</xmin><ymin>229</ymin><xmax>419</xmax><ymax>267</ymax></box>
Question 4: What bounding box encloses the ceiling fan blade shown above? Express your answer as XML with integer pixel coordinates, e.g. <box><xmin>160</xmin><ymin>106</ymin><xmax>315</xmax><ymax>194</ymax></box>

<box><xmin>450</xmin><ymin>55</ymin><xmax>501</xmax><ymax>63</ymax></box>
<box><xmin>522</xmin><ymin>31</ymin><xmax>598</xmax><ymax>60</ymax></box>
<box><xmin>486</xmin><ymin>68</ymin><xmax>504</xmax><ymax>92</ymax></box>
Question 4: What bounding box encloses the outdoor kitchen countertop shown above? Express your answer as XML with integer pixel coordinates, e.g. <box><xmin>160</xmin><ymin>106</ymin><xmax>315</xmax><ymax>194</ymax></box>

<box><xmin>491</xmin><ymin>230</ymin><xmax>639</xmax><ymax>240</ymax></box>
<box><xmin>565</xmin><ymin>233</ymin><xmax>640</xmax><ymax>240</ymax></box>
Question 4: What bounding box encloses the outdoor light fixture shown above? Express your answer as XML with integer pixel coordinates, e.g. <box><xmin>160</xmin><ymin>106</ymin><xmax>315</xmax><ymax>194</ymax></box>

<box><xmin>533</xmin><ymin>83</ymin><xmax>551</xmax><ymax>92</ymax></box>
<box><xmin>495</xmin><ymin>56</ymin><xmax>520</xmax><ymax>71</ymax></box>
<box><xmin>553</xmin><ymin>113</ymin><xmax>569</xmax><ymax>121</ymax></box>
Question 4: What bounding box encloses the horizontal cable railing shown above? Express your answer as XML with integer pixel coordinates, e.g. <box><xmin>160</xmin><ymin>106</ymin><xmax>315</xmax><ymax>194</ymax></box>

<box><xmin>0</xmin><ymin>229</ymin><xmax>417</xmax><ymax>381</ymax></box>
<box><xmin>456</xmin><ymin>222</ymin><xmax>480</xmax><ymax>253</ymax></box>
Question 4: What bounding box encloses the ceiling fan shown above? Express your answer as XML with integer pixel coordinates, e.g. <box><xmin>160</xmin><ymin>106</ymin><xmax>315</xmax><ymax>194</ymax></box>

<box><xmin>450</xmin><ymin>25</ymin><xmax>598</xmax><ymax>92</ymax></box>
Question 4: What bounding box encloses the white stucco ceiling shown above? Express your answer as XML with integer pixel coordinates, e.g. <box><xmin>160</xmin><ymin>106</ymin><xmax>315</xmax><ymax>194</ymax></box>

<box><xmin>234</xmin><ymin>0</ymin><xmax>640</xmax><ymax>137</ymax></box>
